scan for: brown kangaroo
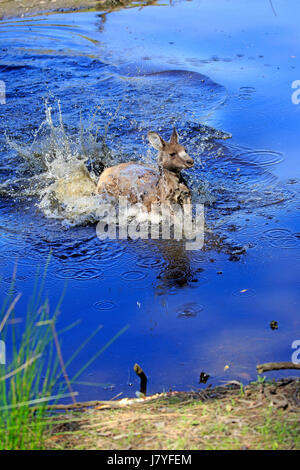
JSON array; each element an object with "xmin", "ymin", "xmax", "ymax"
[{"xmin": 96, "ymin": 128, "xmax": 194, "ymax": 211}]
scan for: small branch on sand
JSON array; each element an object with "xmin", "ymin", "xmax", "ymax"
[
  {"xmin": 40, "ymin": 400, "xmax": 116, "ymax": 411},
  {"xmin": 257, "ymin": 362, "xmax": 300, "ymax": 374}
]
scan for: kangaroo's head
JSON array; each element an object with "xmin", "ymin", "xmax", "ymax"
[{"xmin": 148, "ymin": 128, "xmax": 194, "ymax": 172}]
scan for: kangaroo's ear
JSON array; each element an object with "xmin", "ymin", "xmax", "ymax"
[
  {"xmin": 147, "ymin": 131, "xmax": 165, "ymax": 150},
  {"xmin": 170, "ymin": 127, "xmax": 179, "ymax": 144}
]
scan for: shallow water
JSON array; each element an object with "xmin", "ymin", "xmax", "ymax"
[{"xmin": 0, "ymin": 0, "xmax": 300, "ymax": 400}]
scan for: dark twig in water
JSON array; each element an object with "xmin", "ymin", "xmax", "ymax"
[
  {"xmin": 134, "ymin": 363, "xmax": 148, "ymax": 396},
  {"xmin": 257, "ymin": 361, "xmax": 300, "ymax": 374}
]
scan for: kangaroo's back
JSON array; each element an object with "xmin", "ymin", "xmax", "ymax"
[{"xmin": 97, "ymin": 162, "xmax": 160, "ymax": 206}]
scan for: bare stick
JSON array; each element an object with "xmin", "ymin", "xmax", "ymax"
[
  {"xmin": 38, "ymin": 400, "xmax": 123, "ymax": 411},
  {"xmin": 257, "ymin": 362, "xmax": 300, "ymax": 374}
]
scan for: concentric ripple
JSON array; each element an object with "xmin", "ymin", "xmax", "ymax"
[
  {"xmin": 236, "ymin": 150, "xmax": 284, "ymax": 167},
  {"xmin": 121, "ymin": 270, "xmax": 147, "ymax": 281},
  {"xmin": 187, "ymin": 276, "xmax": 209, "ymax": 288},
  {"xmin": 94, "ymin": 300, "xmax": 117, "ymax": 310},
  {"xmin": 55, "ymin": 266, "xmax": 104, "ymax": 281},
  {"xmin": 176, "ymin": 302, "xmax": 203, "ymax": 318},
  {"xmin": 91, "ymin": 243, "xmax": 125, "ymax": 266},
  {"xmin": 238, "ymin": 86, "xmax": 256, "ymax": 100},
  {"xmin": 136, "ymin": 256, "xmax": 166, "ymax": 269},
  {"xmin": 164, "ymin": 268, "xmax": 188, "ymax": 281},
  {"xmin": 261, "ymin": 228, "xmax": 300, "ymax": 249},
  {"xmin": 268, "ymin": 238, "xmax": 300, "ymax": 249},
  {"xmin": 262, "ymin": 228, "xmax": 292, "ymax": 239}
]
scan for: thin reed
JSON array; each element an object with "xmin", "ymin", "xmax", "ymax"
[{"xmin": 0, "ymin": 259, "xmax": 129, "ymax": 449}]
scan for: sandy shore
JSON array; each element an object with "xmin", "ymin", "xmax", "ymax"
[
  {"xmin": 0, "ymin": 0, "xmax": 152, "ymax": 19},
  {"xmin": 46, "ymin": 378, "xmax": 300, "ymax": 450}
]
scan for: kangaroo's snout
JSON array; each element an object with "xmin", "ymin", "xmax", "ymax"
[{"xmin": 184, "ymin": 156, "xmax": 194, "ymax": 168}]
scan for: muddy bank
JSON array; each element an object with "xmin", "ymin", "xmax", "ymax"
[
  {"xmin": 0, "ymin": 0, "xmax": 157, "ymax": 19},
  {"xmin": 46, "ymin": 378, "xmax": 300, "ymax": 450}
]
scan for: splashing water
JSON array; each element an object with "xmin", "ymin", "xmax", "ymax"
[
  {"xmin": 4, "ymin": 101, "xmax": 116, "ymax": 225},
  {"xmin": 0, "ymin": 52, "xmax": 292, "ymax": 254},
  {"xmin": 3, "ymin": 94, "xmax": 291, "ymax": 239}
]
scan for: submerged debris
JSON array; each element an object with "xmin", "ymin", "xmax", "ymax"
[
  {"xmin": 270, "ymin": 320, "xmax": 279, "ymax": 330},
  {"xmin": 199, "ymin": 372, "xmax": 210, "ymax": 384}
]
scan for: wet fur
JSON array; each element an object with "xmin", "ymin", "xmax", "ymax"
[{"xmin": 96, "ymin": 129, "xmax": 194, "ymax": 211}]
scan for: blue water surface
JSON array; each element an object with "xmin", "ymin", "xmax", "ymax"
[{"xmin": 0, "ymin": 0, "xmax": 299, "ymax": 401}]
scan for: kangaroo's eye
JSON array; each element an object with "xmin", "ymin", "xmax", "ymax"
[{"xmin": 170, "ymin": 152, "xmax": 177, "ymax": 157}]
